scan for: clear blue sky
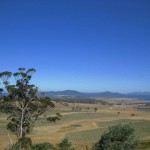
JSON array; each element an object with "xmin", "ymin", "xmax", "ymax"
[{"xmin": 0, "ymin": 0, "xmax": 150, "ymax": 93}]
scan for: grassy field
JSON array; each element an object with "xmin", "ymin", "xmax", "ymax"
[
  {"xmin": 66, "ymin": 119, "xmax": 150, "ymax": 142},
  {"xmin": 0, "ymin": 102, "xmax": 150, "ymax": 150}
]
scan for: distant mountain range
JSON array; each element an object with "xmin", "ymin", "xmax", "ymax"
[{"xmin": 41, "ymin": 90, "xmax": 150, "ymax": 100}]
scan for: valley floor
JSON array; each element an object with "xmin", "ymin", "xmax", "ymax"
[{"xmin": 0, "ymin": 102, "xmax": 150, "ymax": 150}]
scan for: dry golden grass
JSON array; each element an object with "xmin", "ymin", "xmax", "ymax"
[{"xmin": 0, "ymin": 102, "xmax": 150, "ymax": 150}]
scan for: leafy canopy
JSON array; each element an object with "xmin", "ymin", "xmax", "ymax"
[{"xmin": 0, "ymin": 68, "xmax": 60, "ymax": 142}]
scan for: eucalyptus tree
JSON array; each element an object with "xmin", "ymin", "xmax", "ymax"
[{"xmin": 0, "ymin": 68, "xmax": 60, "ymax": 148}]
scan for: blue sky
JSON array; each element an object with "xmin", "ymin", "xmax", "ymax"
[{"xmin": 0, "ymin": 0, "xmax": 150, "ymax": 93}]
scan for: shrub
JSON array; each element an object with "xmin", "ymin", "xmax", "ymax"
[
  {"xmin": 31, "ymin": 142, "xmax": 54, "ymax": 150},
  {"xmin": 5, "ymin": 143, "xmax": 20, "ymax": 150},
  {"xmin": 5, "ymin": 141, "xmax": 54, "ymax": 150},
  {"xmin": 5, "ymin": 137, "xmax": 32, "ymax": 150},
  {"xmin": 57, "ymin": 138, "xmax": 74, "ymax": 150},
  {"xmin": 92, "ymin": 124, "xmax": 138, "ymax": 150}
]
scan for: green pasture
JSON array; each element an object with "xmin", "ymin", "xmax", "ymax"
[
  {"xmin": 136, "ymin": 141, "xmax": 150, "ymax": 150},
  {"xmin": 60, "ymin": 112, "xmax": 115, "ymax": 122},
  {"xmin": 66, "ymin": 119, "xmax": 150, "ymax": 143},
  {"xmin": 66, "ymin": 128, "xmax": 105, "ymax": 142},
  {"xmin": 97, "ymin": 119, "xmax": 150, "ymax": 139},
  {"xmin": 34, "ymin": 112, "xmax": 116, "ymax": 126}
]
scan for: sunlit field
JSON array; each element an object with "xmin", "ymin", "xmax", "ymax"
[{"xmin": 0, "ymin": 100, "xmax": 150, "ymax": 150}]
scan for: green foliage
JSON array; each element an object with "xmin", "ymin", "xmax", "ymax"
[
  {"xmin": 6, "ymin": 140, "xmax": 74, "ymax": 150},
  {"xmin": 5, "ymin": 143, "xmax": 20, "ymax": 150},
  {"xmin": 5, "ymin": 137, "xmax": 32, "ymax": 150},
  {"xmin": 0, "ymin": 68, "xmax": 59, "ymax": 149},
  {"xmin": 18, "ymin": 137, "xmax": 32, "ymax": 150},
  {"xmin": 92, "ymin": 124, "xmax": 138, "ymax": 150},
  {"xmin": 57, "ymin": 138, "xmax": 74, "ymax": 150},
  {"xmin": 47, "ymin": 113, "xmax": 62, "ymax": 123},
  {"xmin": 5, "ymin": 142, "xmax": 54, "ymax": 150},
  {"xmin": 67, "ymin": 127, "xmax": 105, "ymax": 142},
  {"xmin": 31, "ymin": 142, "xmax": 54, "ymax": 150},
  {"xmin": 94, "ymin": 108, "xmax": 97, "ymax": 112}
]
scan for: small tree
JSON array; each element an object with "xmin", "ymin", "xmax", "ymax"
[
  {"xmin": 92, "ymin": 124, "xmax": 138, "ymax": 150},
  {"xmin": 94, "ymin": 107, "xmax": 97, "ymax": 112},
  {"xmin": 0, "ymin": 68, "xmax": 60, "ymax": 149}
]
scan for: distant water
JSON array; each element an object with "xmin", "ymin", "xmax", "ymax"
[
  {"xmin": 136, "ymin": 107, "xmax": 150, "ymax": 111},
  {"xmin": 144, "ymin": 102, "xmax": 150, "ymax": 104}
]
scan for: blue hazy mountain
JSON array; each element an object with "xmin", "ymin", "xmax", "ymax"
[{"xmin": 42, "ymin": 90, "xmax": 150, "ymax": 100}]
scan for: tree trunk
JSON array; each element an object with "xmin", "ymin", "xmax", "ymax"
[
  {"xmin": 20, "ymin": 109, "xmax": 24, "ymax": 139},
  {"xmin": 19, "ymin": 108, "xmax": 24, "ymax": 150}
]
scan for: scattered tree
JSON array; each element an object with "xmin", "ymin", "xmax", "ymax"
[
  {"xmin": 47, "ymin": 113, "xmax": 61, "ymax": 123},
  {"xmin": 94, "ymin": 107, "xmax": 97, "ymax": 112}
]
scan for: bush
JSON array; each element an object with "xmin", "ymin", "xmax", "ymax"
[
  {"xmin": 31, "ymin": 142, "xmax": 54, "ymax": 150},
  {"xmin": 5, "ymin": 143, "xmax": 20, "ymax": 150},
  {"xmin": 5, "ymin": 141, "xmax": 54, "ymax": 150},
  {"xmin": 5, "ymin": 137, "xmax": 32, "ymax": 150},
  {"xmin": 57, "ymin": 138, "xmax": 74, "ymax": 150},
  {"xmin": 92, "ymin": 124, "xmax": 138, "ymax": 150}
]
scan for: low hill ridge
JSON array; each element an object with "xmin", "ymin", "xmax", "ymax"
[{"xmin": 40, "ymin": 90, "xmax": 150, "ymax": 100}]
